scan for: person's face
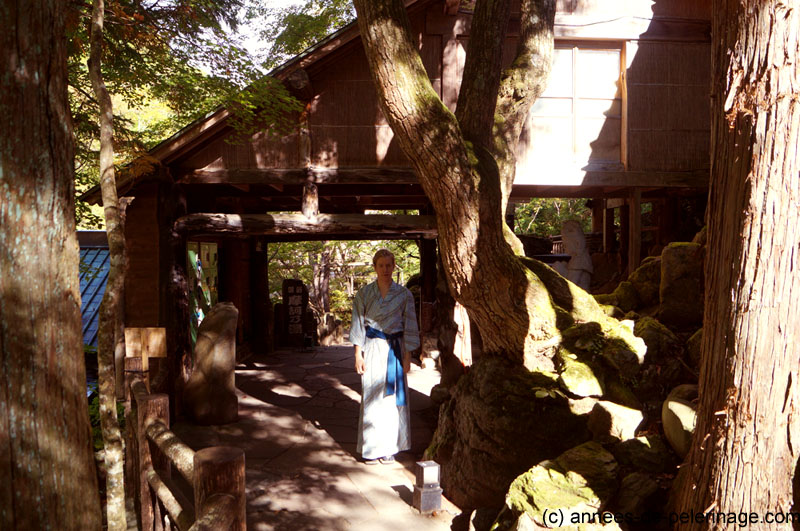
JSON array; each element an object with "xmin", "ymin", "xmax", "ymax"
[{"xmin": 374, "ymin": 256, "xmax": 395, "ymax": 281}]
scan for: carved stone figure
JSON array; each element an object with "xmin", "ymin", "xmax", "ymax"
[
  {"xmin": 184, "ymin": 302, "xmax": 239, "ymax": 425},
  {"xmin": 561, "ymin": 220, "xmax": 593, "ymax": 290}
]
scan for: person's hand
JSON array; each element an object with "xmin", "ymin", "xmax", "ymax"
[{"xmin": 355, "ymin": 354, "xmax": 366, "ymax": 375}]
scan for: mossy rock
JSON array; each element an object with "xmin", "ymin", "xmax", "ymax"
[
  {"xmin": 587, "ymin": 401, "xmax": 643, "ymax": 443},
  {"xmin": 686, "ymin": 328, "xmax": 703, "ymax": 370},
  {"xmin": 692, "ymin": 226, "xmax": 707, "ymax": 246},
  {"xmin": 427, "ymin": 356, "xmax": 591, "ymax": 510},
  {"xmin": 627, "ymin": 257, "xmax": 661, "ymax": 308},
  {"xmin": 616, "ymin": 472, "xmax": 660, "ymax": 516},
  {"xmin": 494, "ymin": 442, "xmax": 619, "ymax": 530},
  {"xmin": 522, "ymin": 257, "xmax": 609, "ymax": 324},
  {"xmin": 602, "ymin": 374, "xmax": 641, "ymax": 410},
  {"xmin": 612, "ymin": 281, "xmax": 641, "ymax": 312},
  {"xmin": 658, "ymin": 243, "xmax": 704, "ymax": 329},
  {"xmin": 613, "ymin": 434, "xmax": 678, "ymax": 473},
  {"xmin": 633, "ymin": 316, "xmax": 683, "ymax": 364},
  {"xmin": 556, "ymin": 349, "xmax": 605, "ymax": 398},
  {"xmin": 593, "ymin": 281, "xmax": 640, "ymax": 313}
]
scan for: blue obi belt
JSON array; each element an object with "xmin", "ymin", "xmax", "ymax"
[{"xmin": 365, "ymin": 326, "xmax": 407, "ymax": 406}]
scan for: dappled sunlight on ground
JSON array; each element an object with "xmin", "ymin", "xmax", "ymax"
[{"xmin": 172, "ymin": 345, "xmax": 458, "ymax": 530}]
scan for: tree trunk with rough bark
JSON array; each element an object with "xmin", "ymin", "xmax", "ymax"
[
  {"xmin": 0, "ymin": 1, "xmax": 103, "ymax": 528},
  {"xmin": 88, "ymin": 0, "xmax": 127, "ymax": 527},
  {"xmin": 674, "ymin": 1, "xmax": 800, "ymax": 525},
  {"xmin": 353, "ymin": 0, "xmax": 650, "ymax": 509}
]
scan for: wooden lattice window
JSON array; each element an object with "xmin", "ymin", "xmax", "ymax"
[{"xmin": 518, "ymin": 42, "xmax": 623, "ymax": 173}]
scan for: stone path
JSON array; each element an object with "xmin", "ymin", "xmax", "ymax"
[{"xmin": 173, "ymin": 345, "xmax": 460, "ymax": 530}]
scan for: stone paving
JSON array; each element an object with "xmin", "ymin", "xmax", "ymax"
[{"xmin": 172, "ymin": 345, "xmax": 461, "ymax": 530}]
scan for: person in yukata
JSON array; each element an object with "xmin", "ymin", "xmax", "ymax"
[{"xmin": 350, "ymin": 248, "xmax": 420, "ymax": 465}]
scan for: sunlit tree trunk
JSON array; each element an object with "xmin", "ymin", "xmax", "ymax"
[
  {"xmin": 0, "ymin": 1, "xmax": 102, "ymax": 528},
  {"xmin": 353, "ymin": 0, "xmax": 559, "ymax": 370},
  {"xmin": 88, "ymin": 0, "xmax": 127, "ymax": 527},
  {"xmin": 674, "ymin": 0, "xmax": 800, "ymax": 525}
]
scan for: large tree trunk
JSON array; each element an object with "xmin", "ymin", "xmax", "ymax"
[
  {"xmin": 352, "ymin": 0, "xmax": 650, "ymax": 510},
  {"xmin": 88, "ymin": 0, "xmax": 127, "ymax": 527},
  {"xmin": 353, "ymin": 0, "xmax": 558, "ymax": 371},
  {"xmin": 674, "ymin": 0, "xmax": 800, "ymax": 525},
  {"xmin": 0, "ymin": 1, "xmax": 103, "ymax": 528}
]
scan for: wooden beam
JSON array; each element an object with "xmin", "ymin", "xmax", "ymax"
[
  {"xmin": 174, "ymin": 213, "xmax": 437, "ymax": 238},
  {"xmin": 177, "ymin": 167, "xmax": 419, "ymax": 185},
  {"xmin": 180, "ymin": 167, "xmax": 709, "ymax": 190},
  {"xmin": 514, "ymin": 169, "xmax": 709, "ymax": 188}
]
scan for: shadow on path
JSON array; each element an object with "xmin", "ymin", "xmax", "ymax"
[{"xmin": 172, "ymin": 345, "xmax": 458, "ymax": 530}]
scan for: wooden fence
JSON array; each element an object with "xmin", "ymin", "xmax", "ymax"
[{"xmin": 124, "ymin": 357, "xmax": 245, "ymax": 530}]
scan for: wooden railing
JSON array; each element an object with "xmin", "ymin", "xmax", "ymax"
[{"xmin": 125, "ymin": 358, "xmax": 245, "ymax": 531}]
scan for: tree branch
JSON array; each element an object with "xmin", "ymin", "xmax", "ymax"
[
  {"xmin": 455, "ymin": 0, "xmax": 513, "ymax": 147},
  {"xmin": 88, "ymin": 0, "xmax": 127, "ymax": 527},
  {"xmin": 492, "ymin": 0, "xmax": 556, "ymax": 200},
  {"xmin": 352, "ymin": 0, "xmax": 482, "ymax": 291}
]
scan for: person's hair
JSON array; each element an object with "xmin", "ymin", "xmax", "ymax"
[{"xmin": 372, "ymin": 249, "xmax": 395, "ymax": 266}]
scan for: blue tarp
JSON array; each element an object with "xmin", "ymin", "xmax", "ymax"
[{"xmin": 79, "ymin": 247, "xmax": 110, "ymax": 349}]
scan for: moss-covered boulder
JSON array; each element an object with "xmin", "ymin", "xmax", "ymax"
[
  {"xmin": 657, "ymin": 243, "xmax": 705, "ymax": 329},
  {"xmin": 493, "ymin": 442, "xmax": 619, "ymax": 530},
  {"xmin": 692, "ymin": 225, "xmax": 707, "ymax": 246},
  {"xmin": 425, "ymin": 356, "xmax": 592, "ymax": 510},
  {"xmin": 587, "ymin": 401, "xmax": 643, "ymax": 443},
  {"xmin": 613, "ymin": 434, "xmax": 678, "ymax": 473},
  {"xmin": 561, "ymin": 322, "xmax": 646, "ymax": 380},
  {"xmin": 616, "ymin": 472, "xmax": 660, "ymax": 517},
  {"xmin": 686, "ymin": 328, "xmax": 703, "ymax": 370},
  {"xmin": 627, "ymin": 257, "xmax": 661, "ymax": 308},
  {"xmin": 556, "ymin": 348, "xmax": 605, "ymax": 398},
  {"xmin": 633, "ymin": 317, "xmax": 683, "ymax": 364},
  {"xmin": 594, "ymin": 281, "xmax": 640, "ymax": 313}
]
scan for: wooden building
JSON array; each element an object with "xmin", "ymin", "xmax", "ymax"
[{"xmin": 84, "ymin": 0, "xmax": 711, "ymax": 402}]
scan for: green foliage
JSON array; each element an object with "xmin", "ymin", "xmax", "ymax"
[
  {"xmin": 87, "ymin": 392, "xmax": 125, "ymax": 452},
  {"xmin": 247, "ymin": 0, "xmax": 356, "ymax": 71},
  {"xmin": 268, "ymin": 238, "xmax": 420, "ymax": 328},
  {"xmin": 514, "ymin": 198, "xmax": 591, "ymax": 236},
  {"xmin": 68, "ymin": 0, "xmax": 305, "ymax": 226}
]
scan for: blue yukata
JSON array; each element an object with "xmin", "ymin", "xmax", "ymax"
[{"xmin": 350, "ymin": 281, "xmax": 420, "ymax": 459}]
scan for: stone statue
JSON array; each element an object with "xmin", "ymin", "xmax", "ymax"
[
  {"xmin": 184, "ymin": 302, "xmax": 239, "ymax": 425},
  {"xmin": 561, "ymin": 220, "xmax": 593, "ymax": 290}
]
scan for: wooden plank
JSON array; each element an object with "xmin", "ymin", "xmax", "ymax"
[
  {"xmin": 174, "ymin": 213, "xmax": 438, "ymax": 238},
  {"xmin": 125, "ymin": 328, "xmax": 168, "ymax": 365}
]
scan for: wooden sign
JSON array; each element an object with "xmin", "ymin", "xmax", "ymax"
[{"xmin": 125, "ymin": 327, "xmax": 167, "ymax": 372}]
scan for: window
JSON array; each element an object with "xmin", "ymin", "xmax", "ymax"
[{"xmin": 517, "ymin": 43, "xmax": 623, "ymax": 175}]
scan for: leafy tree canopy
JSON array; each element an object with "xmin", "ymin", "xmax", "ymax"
[
  {"xmin": 70, "ymin": 0, "xmax": 304, "ymax": 227},
  {"xmin": 245, "ymin": 0, "xmax": 355, "ymax": 71},
  {"xmin": 514, "ymin": 198, "xmax": 591, "ymax": 236}
]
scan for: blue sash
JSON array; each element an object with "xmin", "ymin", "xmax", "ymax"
[{"xmin": 365, "ymin": 326, "xmax": 407, "ymax": 406}]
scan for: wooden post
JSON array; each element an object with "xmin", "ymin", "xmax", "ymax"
[
  {"xmin": 591, "ymin": 198, "xmax": 604, "ymax": 234},
  {"xmin": 619, "ymin": 203, "xmax": 630, "ymax": 273},
  {"xmin": 628, "ymin": 189, "xmax": 642, "ymax": 275},
  {"xmin": 135, "ymin": 393, "xmax": 169, "ymax": 531},
  {"xmin": 193, "ymin": 447, "xmax": 246, "ymax": 531},
  {"xmin": 419, "ymin": 238, "xmax": 437, "ymax": 334},
  {"xmin": 250, "ymin": 238, "xmax": 273, "ymax": 354},
  {"xmin": 603, "ymin": 205, "xmax": 616, "ymax": 253}
]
